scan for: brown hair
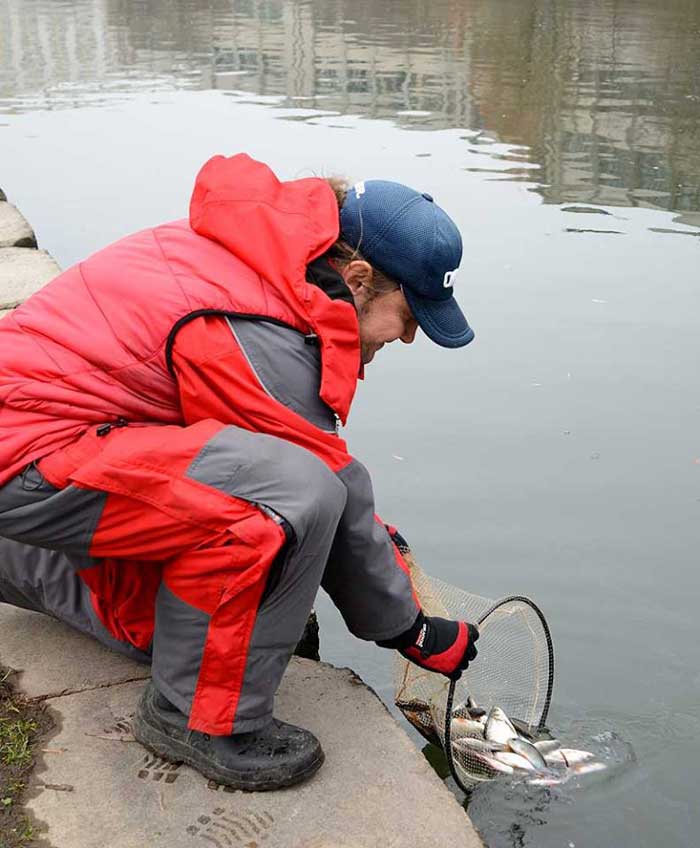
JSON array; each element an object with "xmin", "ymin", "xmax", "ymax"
[{"xmin": 324, "ymin": 177, "xmax": 400, "ymax": 297}]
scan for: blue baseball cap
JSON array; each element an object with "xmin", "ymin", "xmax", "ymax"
[{"xmin": 339, "ymin": 180, "xmax": 474, "ymax": 348}]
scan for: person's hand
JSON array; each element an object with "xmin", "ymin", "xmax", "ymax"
[
  {"xmin": 380, "ymin": 526, "xmax": 478, "ymax": 678},
  {"xmin": 400, "ymin": 616, "xmax": 479, "ymax": 681},
  {"xmin": 385, "ymin": 524, "xmax": 410, "ymax": 555}
]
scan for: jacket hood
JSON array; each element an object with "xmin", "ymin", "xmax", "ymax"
[{"xmin": 190, "ymin": 153, "xmax": 360, "ymax": 424}]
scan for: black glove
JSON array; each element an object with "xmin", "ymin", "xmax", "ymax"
[{"xmin": 378, "ymin": 611, "xmax": 479, "ymax": 681}]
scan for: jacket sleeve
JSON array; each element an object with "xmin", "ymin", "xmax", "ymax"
[{"xmin": 171, "ymin": 314, "xmax": 420, "ymax": 641}]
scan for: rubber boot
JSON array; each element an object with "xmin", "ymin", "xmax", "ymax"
[{"xmin": 132, "ymin": 681, "xmax": 324, "ymax": 790}]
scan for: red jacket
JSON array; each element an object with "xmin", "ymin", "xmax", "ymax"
[{"xmin": 0, "ymin": 154, "xmax": 361, "ymax": 486}]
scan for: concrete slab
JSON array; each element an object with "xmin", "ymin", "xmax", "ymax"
[
  {"xmin": 0, "ymin": 246, "xmax": 60, "ymax": 308},
  {"xmin": 0, "ymin": 606, "xmax": 150, "ymax": 698},
  {"xmin": 0, "ymin": 201, "xmax": 37, "ymax": 248},
  {"xmin": 6, "ymin": 611, "xmax": 482, "ymax": 848}
]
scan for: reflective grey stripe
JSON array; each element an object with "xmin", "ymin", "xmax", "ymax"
[
  {"xmin": 323, "ymin": 459, "xmax": 419, "ymax": 642},
  {"xmin": 226, "ymin": 317, "xmax": 337, "ymax": 433}
]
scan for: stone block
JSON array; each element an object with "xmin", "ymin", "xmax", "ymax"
[
  {"xmin": 0, "ymin": 201, "xmax": 37, "ymax": 248},
  {"xmin": 0, "ymin": 247, "xmax": 60, "ymax": 308}
]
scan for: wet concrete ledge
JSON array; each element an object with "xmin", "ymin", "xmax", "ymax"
[{"xmin": 0, "ymin": 194, "xmax": 484, "ymax": 847}]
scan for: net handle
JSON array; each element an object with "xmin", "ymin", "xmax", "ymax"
[{"xmin": 444, "ymin": 594, "xmax": 555, "ymax": 795}]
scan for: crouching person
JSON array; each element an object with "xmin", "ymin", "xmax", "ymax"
[{"xmin": 0, "ymin": 154, "xmax": 478, "ymax": 790}]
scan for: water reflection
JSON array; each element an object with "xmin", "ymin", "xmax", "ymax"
[{"xmin": 2, "ymin": 0, "xmax": 699, "ymax": 212}]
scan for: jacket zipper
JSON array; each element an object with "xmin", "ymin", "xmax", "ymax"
[{"xmin": 96, "ymin": 417, "xmax": 129, "ymax": 437}]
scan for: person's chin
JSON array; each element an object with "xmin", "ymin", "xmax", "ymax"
[{"xmin": 362, "ymin": 344, "xmax": 384, "ymax": 365}]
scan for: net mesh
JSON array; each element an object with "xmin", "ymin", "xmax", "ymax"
[{"xmin": 394, "ymin": 549, "xmax": 553, "ymax": 785}]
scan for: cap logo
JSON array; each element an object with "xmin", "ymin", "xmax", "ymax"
[
  {"xmin": 354, "ymin": 181, "xmax": 366, "ymax": 198},
  {"xmin": 443, "ymin": 269, "xmax": 458, "ymax": 288}
]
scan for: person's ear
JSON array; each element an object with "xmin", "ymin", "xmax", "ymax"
[{"xmin": 341, "ymin": 260, "xmax": 373, "ymax": 297}]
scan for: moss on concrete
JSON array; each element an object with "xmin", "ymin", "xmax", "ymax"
[{"xmin": 0, "ymin": 668, "xmax": 52, "ymax": 848}]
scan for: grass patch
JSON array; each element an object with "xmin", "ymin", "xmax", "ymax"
[{"xmin": 0, "ymin": 667, "xmax": 52, "ymax": 848}]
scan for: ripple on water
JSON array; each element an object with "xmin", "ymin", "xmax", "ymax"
[{"xmin": 457, "ymin": 716, "xmax": 636, "ymax": 847}]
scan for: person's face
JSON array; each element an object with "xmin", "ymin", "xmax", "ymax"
[{"xmin": 341, "ymin": 260, "xmax": 419, "ymax": 365}]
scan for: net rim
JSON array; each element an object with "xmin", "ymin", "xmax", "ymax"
[{"xmin": 443, "ymin": 594, "xmax": 555, "ymax": 794}]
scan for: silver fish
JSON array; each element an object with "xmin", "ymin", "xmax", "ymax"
[
  {"xmin": 558, "ymin": 748, "xmax": 595, "ymax": 766},
  {"xmin": 534, "ymin": 739, "xmax": 561, "ymax": 755},
  {"xmin": 493, "ymin": 751, "xmax": 536, "ymax": 771},
  {"xmin": 527, "ymin": 774, "xmax": 566, "ymax": 787},
  {"xmin": 531, "ymin": 759, "xmax": 605, "ymax": 782},
  {"xmin": 452, "ymin": 736, "xmax": 507, "ymax": 754},
  {"xmin": 507, "ymin": 737, "xmax": 548, "ymax": 770},
  {"xmin": 451, "ymin": 717, "xmax": 487, "ymax": 737},
  {"xmin": 475, "ymin": 752, "xmax": 514, "ymax": 775},
  {"xmin": 571, "ymin": 760, "xmax": 606, "ymax": 775},
  {"xmin": 485, "ymin": 706, "xmax": 518, "ymax": 745},
  {"xmin": 544, "ymin": 749, "xmax": 568, "ymax": 766}
]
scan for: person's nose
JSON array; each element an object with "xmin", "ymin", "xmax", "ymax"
[{"xmin": 401, "ymin": 319, "xmax": 418, "ymax": 344}]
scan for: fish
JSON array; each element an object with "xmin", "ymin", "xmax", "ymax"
[
  {"xmin": 493, "ymin": 751, "xmax": 536, "ymax": 771},
  {"xmin": 451, "ymin": 717, "xmax": 487, "ymax": 737},
  {"xmin": 534, "ymin": 739, "xmax": 562, "ymax": 755},
  {"xmin": 527, "ymin": 774, "xmax": 566, "ymax": 787},
  {"xmin": 528, "ymin": 758, "xmax": 606, "ymax": 786},
  {"xmin": 474, "ymin": 752, "xmax": 514, "ymax": 775},
  {"xmin": 485, "ymin": 706, "xmax": 518, "ymax": 744},
  {"xmin": 507, "ymin": 737, "xmax": 548, "ymax": 770},
  {"xmin": 558, "ymin": 748, "xmax": 595, "ymax": 766},
  {"xmin": 543, "ymin": 748, "xmax": 593, "ymax": 766},
  {"xmin": 571, "ymin": 761, "xmax": 606, "ymax": 775},
  {"xmin": 452, "ymin": 702, "xmax": 488, "ymax": 724},
  {"xmin": 445, "ymin": 701, "xmax": 604, "ymax": 784},
  {"xmin": 511, "ymin": 718, "xmax": 539, "ymax": 740},
  {"xmin": 534, "ymin": 738, "xmax": 598, "ymax": 767},
  {"xmin": 466, "ymin": 695, "xmax": 487, "ymax": 720},
  {"xmin": 452, "ymin": 736, "xmax": 508, "ymax": 754},
  {"xmin": 543, "ymin": 749, "xmax": 568, "ymax": 766}
]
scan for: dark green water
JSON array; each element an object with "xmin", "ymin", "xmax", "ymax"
[{"xmin": 1, "ymin": 2, "xmax": 699, "ymax": 846}]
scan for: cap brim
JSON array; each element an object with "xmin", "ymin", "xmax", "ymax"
[{"xmin": 403, "ymin": 288, "xmax": 474, "ymax": 348}]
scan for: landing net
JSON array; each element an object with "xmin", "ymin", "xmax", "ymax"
[{"xmin": 394, "ymin": 548, "xmax": 554, "ymax": 788}]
